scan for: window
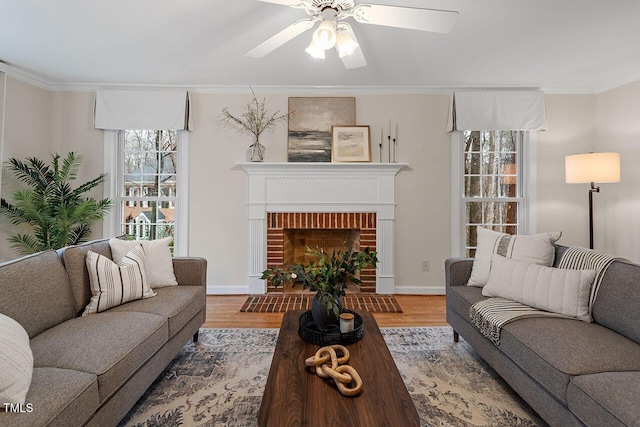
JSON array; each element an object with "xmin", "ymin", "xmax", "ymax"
[
  {"xmin": 120, "ymin": 129, "xmax": 177, "ymax": 241},
  {"xmin": 452, "ymin": 130, "xmax": 536, "ymax": 257},
  {"xmin": 463, "ymin": 130, "xmax": 521, "ymax": 256},
  {"xmin": 103, "ymin": 129, "xmax": 189, "ymax": 255}
]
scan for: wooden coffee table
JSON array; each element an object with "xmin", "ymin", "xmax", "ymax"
[{"xmin": 258, "ymin": 309, "xmax": 419, "ymax": 426}]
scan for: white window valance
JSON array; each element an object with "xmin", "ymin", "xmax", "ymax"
[
  {"xmin": 447, "ymin": 90, "xmax": 547, "ymax": 131},
  {"xmin": 94, "ymin": 90, "xmax": 193, "ymax": 131}
]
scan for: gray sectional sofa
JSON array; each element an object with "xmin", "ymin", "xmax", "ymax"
[
  {"xmin": 446, "ymin": 245, "xmax": 640, "ymax": 427},
  {"xmin": 0, "ymin": 238, "xmax": 207, "ymax": 427}
]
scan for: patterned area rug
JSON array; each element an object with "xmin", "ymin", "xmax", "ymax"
[
  {"xmin": 119, "ymin": 327, "xmax": 545, "ymax": 427},
  {"xmin": 240, "ymin": 294, "xmax": 403, "ymax": 313}
]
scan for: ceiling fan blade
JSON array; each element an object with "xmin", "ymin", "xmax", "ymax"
[
  {"xmin": 245, "ymin": 19, "xmax": 316, "ymax": 58},
  {"xmin": 352, "ymin": 4, "xmax": 458, "ymax": 33},
  {"xmin": 337, "ymin": 25, "xmax": 367, "ymax": 69},
  {"xmin": 340, "ymin": 46, "xmax": 367, "ymax": 69}
]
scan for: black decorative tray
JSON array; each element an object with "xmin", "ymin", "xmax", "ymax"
[{"xmin": 298, "ymin": 309, "xmax": 364, "ymax": 346}]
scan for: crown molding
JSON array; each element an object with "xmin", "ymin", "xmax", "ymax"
[
  {"xmin": 0, "ymin": 62, "xmax": 53, "ymax": 91},
  {"xmin": 1, "ymin": 62, "xmax": 637, "ymax": 95},
  {"xmin": 25, "ymin": 83, "xmax": 548, "ymax": 95},
  {"xmin": 592, "ymin": 69, "xmax": 640, "ymax": 94},
  {"xmin": 539, "ymin": 85, "xmax": 600, "ymax": 95}
]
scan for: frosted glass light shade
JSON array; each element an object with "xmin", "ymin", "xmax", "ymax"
[
  {"xmin": 565, "ymin": 152, "xmax": 620, "ymax": 184},
  {"xmin": 336, "ymin": 30, "xmax": 359, "ymax": 57},
  {"xmin": 305, "ymin": 40, "xmax": 325, "ymax": 59},
  {"xmin": 313, "ymin": 20, "xmax": 336, "ymax": 50}
]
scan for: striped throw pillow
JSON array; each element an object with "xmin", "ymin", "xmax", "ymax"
[
  {"xmin": 83, "ymin": 244, "xmax": 156, "ymax": 316},
  {"xmin": 0, "ymin": 313, "xmax": 33, "ymax": 405}
]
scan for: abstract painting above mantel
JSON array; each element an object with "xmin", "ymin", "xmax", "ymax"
[{"xmin": 288, "ymin": 97, "xmax": 355, "ymax": 162}]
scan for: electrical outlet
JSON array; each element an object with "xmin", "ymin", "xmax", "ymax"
[{"xmin": 422, "ymin": 261, "xmax": 430, "ymax": 272}]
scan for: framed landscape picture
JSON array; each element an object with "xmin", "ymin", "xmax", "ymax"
[
  {"xmin": 331, "ymin": 125, "xmax": 371, "ymax": 162},
  {"xmin": 288, "ymin": 97, "xmax": 356, "ymax": 162}
]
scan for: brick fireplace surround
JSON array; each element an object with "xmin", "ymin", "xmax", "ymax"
[
  {"xmin": 266, "ymin": 212, "xmax": 377, "ymax": 293},
  {"xmin": 238, "ymin": 162, "xmax": 406, "ymax": 295}
]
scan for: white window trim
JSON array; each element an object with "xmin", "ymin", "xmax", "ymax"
[
  {"xmin": 450, "ymin": 131, "xmax": 537, "ymax": 257},
  {"xmin": 103, "ymin": 130, "xmax": 189, "ymax": 256}
]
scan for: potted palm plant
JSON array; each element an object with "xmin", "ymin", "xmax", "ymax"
[
  {"xmin": 261, "ymin": 246, "xmax": 378, "ymax": 326},
  {"xmin": 0, "ymin": 152, "xmax": 112, "ymax": 255}
]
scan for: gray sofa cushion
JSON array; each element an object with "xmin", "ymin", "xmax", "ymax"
[
  {"xmin": 58, "ymin": 239, "xmax": 112, "ymax": 315},
  {"xmin": 446, "ymin": 283, "xmax": 488, "ymax": 318},
  {"xmin": 500, "ymin": 317, "xmax": 640, "ymax": 404},
  {"xmin": 109, "ymin": 285, "xmax": 205, "ymax": 337},
  {"xmin": 0, "ymin": 250, "xmax": 75, "ymax": 338},
  {"xmin": 2, "ymin": 367, "xmax": 98, "ymax": 427},
  {"xmin": 592, "ymin": 260, "xmax": 640, "ymax": 345},
  {"xmin": 172, "ymin": 257, "xmax": 208, "ymax": 286},
  {"xmin": 30, "ymin": 311, "xmax": 167, "ymax": 401},
  {"xmin": 568, "ymin": 372, "xmax": 640, "ymax": 427}
]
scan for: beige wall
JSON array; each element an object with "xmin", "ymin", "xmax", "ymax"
[
  {"xmin": 595, "ymin": 79, "xmax": 640, "ymax": 260},
  {"xmin": 50, "ymin": 91, "xmax": 104, "ymax": 179},
  {"xmin": 50, "ymin": 91, "xmax": 106, "ymax": 243},
  {"xmin": 535, "ymin": 85, "xmax": 640, "ymax": 262},
  {"xmin": 536, "ymin": 94, "xmax": 596, "ymax": 248},
  {"xmin": 0, "ymin": 77, "xmax": 52, "ymax": 260},
  {"xmin": 3, "ymin": 77, "xmax": 639, "ymax": 287}
]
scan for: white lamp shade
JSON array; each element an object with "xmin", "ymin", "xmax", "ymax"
[
  {"xmin": 336, "ymin": 30, "xmax": 359, "ymax": 57},
  {"xmin": 313, "ymin": 20, "xmax": 336, "ymax": 50},
  {"xmin": 305, "ymin": 40, "xmax": 325, "ymax": 59},
  {"xmin": 565, "ymin": 152, "xmax": 621, "ymax": 184}
]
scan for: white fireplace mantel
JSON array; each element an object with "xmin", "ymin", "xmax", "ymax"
[{"xmin": 237, "ymin": 162, "xmax": 407, "ymax": 294}]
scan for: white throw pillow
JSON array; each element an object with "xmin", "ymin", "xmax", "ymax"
[
  {"xmin": 483, "ymin": 254, "xmax": 596, "ymax": 322},
  {"xmin": 467, "ymin": 227, "xmax": 562, "ymax": 287},
  {"xmin": 0, "ymin": 313, "xmax": 33, "ymax": 405},
  {"xmin": 109, "ymin": 237, "xmax": 178, "ymax": 288},
  {"xmin": 83, "ymin": 244, "xmax": 156, "ymax": 316}
]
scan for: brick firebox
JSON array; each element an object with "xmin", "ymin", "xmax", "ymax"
[{"xmin": 266, "ymin": 212, "xmax": 377, "ymax": 293}]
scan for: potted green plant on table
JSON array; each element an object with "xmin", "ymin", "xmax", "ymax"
[
  {"xmin": 0, "ymin": 152, "xmax": 112, "ymax": 255},
  {"xmin": 261, "ymin": 246, "xmax": 378, "ymax": 326}
]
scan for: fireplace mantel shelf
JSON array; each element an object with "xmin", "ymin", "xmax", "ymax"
[{"xmin": 237, "ymin": 162, "xmax": 408, "ymax": 175}]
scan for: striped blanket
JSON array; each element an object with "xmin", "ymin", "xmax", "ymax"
[
  {"xmin": 470, "ymin": 247, "xmax": 619, "ymax": 345},
  {"xmin": 470, "ymin": 298, "xmax": 569, "ymax": 345},
  {"xmin": 557, "ymin": 246, "xmax": 619, "ymax": 316}
]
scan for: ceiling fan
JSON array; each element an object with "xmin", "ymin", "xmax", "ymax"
[{"xmin": 245, "ymin": 0, "xmax": 459, "ymax": 69}]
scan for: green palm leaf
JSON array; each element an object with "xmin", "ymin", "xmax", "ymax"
[{"xmin": 0, "ymin": 151, "xmax": 112, "ymax": 255}]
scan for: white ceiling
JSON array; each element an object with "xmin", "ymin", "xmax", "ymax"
[{"xmin": 1, "ymin": 0, "xmax": 640, "ymax": 93}]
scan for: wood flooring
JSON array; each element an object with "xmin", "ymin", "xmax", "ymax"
[{"xmin": 204, "ymin": 294, "xmax": 447, "ymax": 328}]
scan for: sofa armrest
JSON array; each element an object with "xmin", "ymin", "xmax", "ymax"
[
  {"xmin": 445, "ymin": 258, "xmax": 474, "ymax": 287},
  {"xmin": 172, "ymin": 257, "xmax": 207, "ymax": 287}
]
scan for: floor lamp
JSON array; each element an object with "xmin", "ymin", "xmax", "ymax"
[{"xmin": 565, "ymin": 152, "xmax": 621, "ymax": 249}]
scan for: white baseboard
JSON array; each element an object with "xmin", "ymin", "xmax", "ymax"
[
  {"xmin": 206, "ymin": 285, "xmax": 446, "ymax": 295},
  {"xmin": 207, "ymin": 285, "xmax": 249, "ymax": 295},
  {"xmin": 394, "ymin": 285, "xmax": 445, "ymax": 295}
]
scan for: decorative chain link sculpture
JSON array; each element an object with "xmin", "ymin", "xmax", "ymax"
[{"xmin": 305, "ymin": 344, "xmax": 363, "ymax": 397}]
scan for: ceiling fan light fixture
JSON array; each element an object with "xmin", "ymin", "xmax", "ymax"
[
  {"xmin": 305, "ymin": 39, "xmax": 326, "ymax": 59},
  {"xmin": 312, "ymin": 20, "xmax": 336, "ymax": 50},
  {"xmin": 246, "ymin": 1, "xmax": 458, "ymax": 69},
  {"xmin": 336, "ymin": 30, "xmax": 359, "ymax": 57}
]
